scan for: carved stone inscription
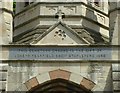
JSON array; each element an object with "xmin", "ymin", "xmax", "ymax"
[{"xmin": 9, "ymin": 47, "xmax": 111, "ymax": 61}]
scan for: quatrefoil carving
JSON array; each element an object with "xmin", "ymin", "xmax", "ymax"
[{"xmin": 54, "ymin": 30, "xmax": 66, "ymax": 40}]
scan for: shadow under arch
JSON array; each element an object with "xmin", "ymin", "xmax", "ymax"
[
  {"xmin": 28, "ymin": 78, "xmax": 92, "ymax": 93},
  {"xmin": 16, "ymin": 69, "xmax": 96, "ymax": 92}
]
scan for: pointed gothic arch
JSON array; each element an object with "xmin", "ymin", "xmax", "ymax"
[{"xmin": 16, "ymin": 69, "xmax": 96, "ymax": 92}]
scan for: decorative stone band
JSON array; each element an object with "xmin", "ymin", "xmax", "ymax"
[{"xmin": 15, "ymin": 69, "xmax": 97, "ymax": 92}]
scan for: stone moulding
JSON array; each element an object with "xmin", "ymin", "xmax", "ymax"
[{"xmin": 15, "ymin": 69, "xmax": 96, "ymax": 92}]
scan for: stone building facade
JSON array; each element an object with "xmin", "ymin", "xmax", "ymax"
[
  {"xmin": 0, "ymin": 0, "xmax": 120, "ymax": 93},
  {"xmin": 109, "ymin": 1, "xmax": 120, "ymax": 93},
  {"xmin": 0, "ymin": 0, "xmax": 13, "ymax": 92}
]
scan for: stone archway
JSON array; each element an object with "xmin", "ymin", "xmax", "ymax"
[
  {"xmin": 16, "ymin": 69, "xmax": 96, "ymax": 92},
  {"xmin": 29, "ymin": 78, "xmax": 92, "ymax": 93}
]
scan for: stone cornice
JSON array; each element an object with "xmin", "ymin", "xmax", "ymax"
[
  {"xmin": 14, "ymin": 15, "xmax": 109, "ymax": 31},
  {"xmin": 1, "ymin": 44, "xmax": 120, "ymax": 47},
  {"xmin": 14, "ymin": 2, "xmax": 108, "ymax": 17}
]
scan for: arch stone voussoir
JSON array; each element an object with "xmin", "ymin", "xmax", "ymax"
[
  {"xmin": 80, "ymin": 77, "xmax": 96, "ymax": 91},
  {"xmin": 24, "ymin": 77, "xmax": 39, "ymax": 91},
  {"xmin": 49, "ymin": 69, "xmax": 71, "ymax": 80},
  {"xmin": 69, "ymin": 72, "xmax": 83, "ymax": 85},
  {"xmin": 18, "ymin": 69, "xmax": 96, "ymax": 91},
  {"xmin": 36, "ymin": 72, "xmax": 50, "ymax": 84}
]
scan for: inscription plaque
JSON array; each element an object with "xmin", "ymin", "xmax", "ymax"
[{"xmin": 9, "ymin": 46, "xmax": 111, "ymax": 61}]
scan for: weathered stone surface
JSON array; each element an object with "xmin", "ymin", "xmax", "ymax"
[
  {"xmin": 0, "ymin": 65, "xmax": 8, "ymax": 71},
  {"xmin": 0, "ymin": 1, "xmax": 2, "ymax": 9},
  {"xmin": 1, "ymin": 48, "xmax": 9, "ymax": 60},
  {"xmin": 112, "ymin": 64, "xmax": 120, "ymax": 71},
  {"xmin": 113, "ymin": 82, "xmax": 120, "ymax": 91},
  {"xmin": 69, "ymin": 73, "xmax": 83, "ymax": 84},
  {"xmin": 0, "ymin": 72, "xmax": 7, "ymax": 81},
  {"xmin": 113, "ymin": 72, "xmax": 120, "ymax": 80},
  {"xmin": 1, "ymin": 1, "xmax": 120, "ymax": 92},
  {"xmin": 25, "ymin": 77, "xmax": 39, "ymax": 91},
  {"xmin": 49, "ymin": 69, "xmax": 71, "ymax": 80},
  {"xmin": 7, "ymin": 82, "xmax": 21, "ymax": 91},
  {"xmin": 36, "ymin": 72, "xmax": 50, "ymax": 84},
  {"xmin": 110, "ymin": 3, "xmax": 120, "ymax": 45},
  {"xmin": 14, "ymin": 1, "xmax": 109, "ymax": 44},
  {"xmin": 59, "ymin": 62, "xmax": 80, "ymax": 74},
  {"xmin": 109, "ymin": 2, "xmax": 118, "ymax": 11},
  {"xmin": 2, "ymin": 1, "xmax": 13, "ymax": 11},
  {"xmin": 0, "ymin": 81, "xmax": 6, "ymax": 90},
  {"xmin": 1, "ymin": 9, "xmax": 13, "ymax": 45},
  {"xmin": 80, "ymin": 77, "xmax": 95, "ymax": 90},
  {"xmin": 7, "ymin": 61, "xmax": 113, "ymax": 91},
  {"xmin": 7, "ymin": 72, "xmax": 30, "ymax": 83},
  {"xmin": 92, "ymin": 85, "xmax": 104, "ymax": 92},
  {"xmin": 15, "ymin": 84, "xmax": 28, "ymax": 91}
]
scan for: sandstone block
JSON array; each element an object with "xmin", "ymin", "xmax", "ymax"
[{"xmin": 36, "ymin": 72, "xmax": 50, "ymax": 84}]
